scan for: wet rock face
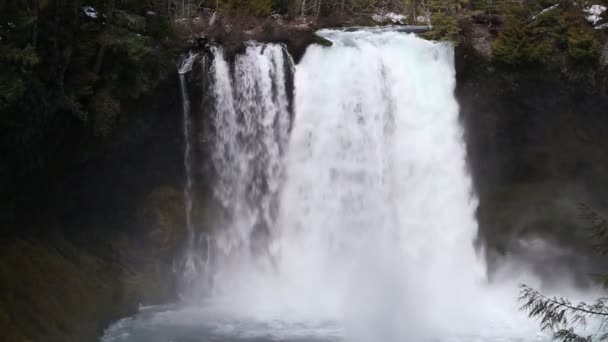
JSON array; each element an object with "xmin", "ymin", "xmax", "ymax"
[
  {"xmin": 456, "ymin": 48, "xmax": 608, "ymax": 281},
  {"xmin": 0, "ymin": 231, "xmax": 179, "ymax": 342}
]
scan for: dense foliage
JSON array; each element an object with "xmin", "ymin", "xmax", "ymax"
[
  {"xmin": 0, "ymin": 0, "xmax": 177, "ymax": 226},
  {"xmin": 493, "ymin": 0, "xmax": 606, "ymax": 77}
]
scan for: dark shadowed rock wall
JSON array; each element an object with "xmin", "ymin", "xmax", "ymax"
[
  {"xmin": 0, "ymin": 75, "xmax": 189, "ymax": 342},
  {"xmin": 456, "ymin": 47, "xmax": 608, "ymax": 285}
]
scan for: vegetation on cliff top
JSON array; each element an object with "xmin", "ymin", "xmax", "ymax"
[
  {"xmin": 492, "ymin": 0, "xmax": 607, "ymax": 81},
  {"xmin": 0, "ymin": 0, "xmax": 177, "ymax": 226}
]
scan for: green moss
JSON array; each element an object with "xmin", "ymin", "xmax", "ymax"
[
  {"xmin": 0, "ymin": 238, "xmax": 111, "ymax": 341},
  {"xmin": 312, "ymin": 34, "xmax": 333, "ymax": 47},
  {"xmin": 0, "ymin": 221, "xmax": 181, "ymax": 341}
]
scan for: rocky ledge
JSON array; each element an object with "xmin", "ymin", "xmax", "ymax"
[{"xmin": 173, "ymin": 12, "xmax": 431, "ymax": 61}]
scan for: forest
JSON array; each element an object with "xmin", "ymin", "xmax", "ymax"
[{"xmin": 2, "ymin": 0, "xmax": 608, "ymax": 341}]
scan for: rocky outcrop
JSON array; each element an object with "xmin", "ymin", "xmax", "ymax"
[
  {"xmin": 175, "ymin": 13, "xmax": 429, "ymax": 62},
  {"xmin": 175, "ymin": 14, "xmax": 333, "ymax": 62},
  {"xmin": 456, "ymin": 44, "xmax": 608, "ymax": 284}
]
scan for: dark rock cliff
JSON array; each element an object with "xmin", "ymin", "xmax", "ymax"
[
  {"xmin": 0, "ymin": 76, "xmax": 187, "ymax": 341},
  {"xmin": 456, "ymin": 44, "xmax": 608, "ymax": 285}
]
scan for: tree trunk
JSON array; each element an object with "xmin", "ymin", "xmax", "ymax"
[
  {"xmin": 47, "ymin": 0, "xmax": 62, "ymax": 81},
  {"xmin": 32, "ymin": 0, "xmax": 39, "ymax": 48},
  {"xmin": 316, "ymin": 0, "xmax": 321, "ymax": 17},
  {"xmin": 93, "ymin": 45, "xmax": 106, "ymax": 75}
]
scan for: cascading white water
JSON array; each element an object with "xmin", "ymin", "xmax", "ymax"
[
  {"xmin": 101, "ymin": 30, "xmax": 582, "ymax": 342},
  {"xmin": 184, "ymin": 43, "xmax": 294, "ymax": 298},
  {"xmin": 177, "ymin": 51, "xmax": 200, "ymax": 286},
  {"xmin": 267, "ymin": 29, "xmax": 486, "ymax": 322},
  {"xmin": 202, "ymin": 30, "xmax": 510, "ymax": 338}
]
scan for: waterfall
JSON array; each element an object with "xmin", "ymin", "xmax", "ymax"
[
  {"xmin": 176, "ymin": 51, "xmax": 200, "ymax": 285},
  {"xmin": 268, "ymin": 30, "xmax": 494, "ymax": 337},
  {"xmin": 209, "ymin": 43, "xmax": 293, "ymax": 295},
  {"xmin": 177, "ymin": 50, "xmax": 198, "ymax": 238},
  {"xmin": 280, "ymin": 30, "xmax": 486, "ymax": 313},
  {"xmin": 178, "ymin": 43, "xmax": 294, "ymax": 299},
  {"xmin": 102, "ymin": 30, "xmax": 555, "ymax": 342},
  {"xmin": 204, "ymin": 30, "xmax": 493, "ymax": 332}
]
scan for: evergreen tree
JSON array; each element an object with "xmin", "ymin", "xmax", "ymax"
[{"xmin": 520, "ymin": 205, "xmax": 608, "ymax": 342}]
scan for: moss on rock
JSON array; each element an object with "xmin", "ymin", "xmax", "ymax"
[
  {"xmin": 0, "ymin": 186, "xmax": 187, "ymax": 341},
  {"xmin": 312, "ymin": 34, "xmax": 333, "ymax": 47}
]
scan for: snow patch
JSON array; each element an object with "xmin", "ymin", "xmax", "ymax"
[
  {"xmin": 584, "ymin": 4, "xmax": 606, "ymax": 25},
  {"xmin": 385, "ymin": 12, "xmax": 406, "ymax": 23},
  {"xmin": 532, "ymin": 4, "xmax": 559, "ymax": 20},
  {"xmin": 82, "ymin": 6, "xmax": 98, "ymax": 19},
  {"xmin": 372, "ymin": 12, "xmax": 407, "ymax": 24},
  {"xmin": 417, "ymin": 15, "xmax": 429, "ymax": 24}
]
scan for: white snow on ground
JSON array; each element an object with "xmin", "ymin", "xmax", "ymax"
[
  {"xmin": 416, "ymin": 15, "xmax": 429, "ymax": 23},
  {"xmin": 371, "ymin": 12, "xmax": 407, "ymax": 24},
  {"xmin": 531, "ymin": 4, "xmax": 606, "ymax": 28},
  {"xmin": 385, "ymin": 12, "xmax": 406, "ymax": 23},
  {"xmin": 82, "ymin": 6, "xmax": 98, "ymax": 19},
  {"xmin": 532, "ymin": 4, "xmax": 559, "ymax": 20},
  {"xmin": 584, "ymin": 4, "xmax": 606, "ymax": 25}
]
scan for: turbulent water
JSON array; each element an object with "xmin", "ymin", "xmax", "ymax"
[{"xmin": 101, "ymin": 30, "xmax": 574, "ymax": 342}]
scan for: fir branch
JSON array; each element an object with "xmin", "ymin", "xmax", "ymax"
[
  {"xmin": 579, "ymin": 204, "xmax": 608, "ymax": 256},
  {"xmin": 520, "ymin": 285, "xmax": 608, "ymax": 341}
]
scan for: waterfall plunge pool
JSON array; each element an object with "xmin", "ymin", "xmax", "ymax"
[{"xmin": 101, "ymin": 303, "xmax": 552, "ymax": 342}]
